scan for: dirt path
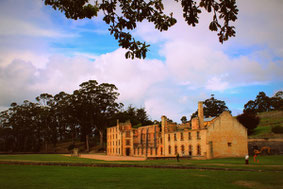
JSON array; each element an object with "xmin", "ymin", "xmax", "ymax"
[{"xmin": 64, "ymin": 154, "xmax": 146, "ymax": 161}]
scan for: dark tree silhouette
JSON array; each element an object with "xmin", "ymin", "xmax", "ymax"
[
  {"xmin": 244, "ymin": 91, "xmax": 283, "ymax": 113},
  {"xmin": 43, "ymin": 0, "xmax": 238, "ymax": 59},
  {"xmin": 180, "ymin": 116, "xmax": 188, "ymax": 124},
  {"xmin": 237, "ymin": 113, "xmax": 260, "ymax": 135}
]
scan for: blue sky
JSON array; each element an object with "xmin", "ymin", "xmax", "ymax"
[{"xmin": 0, "ymin": 0, "xmax": 282, "ymax": 122}]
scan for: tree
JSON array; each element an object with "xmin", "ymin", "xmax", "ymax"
[
  {"xmin": 243, "ymin": 91, "xmax": 283, "ymax": 113},
  {"xmin": 180, "ymin": 116, "xmax": 188, "ymax": 124},
  {"xmin": 70, "ymin": 80, "xmax": 121, "ymax": 150},
  {"xmin": 112, "ymin": 105, "xmax": 153, "ymax": 127},
  {"xmin": 191, "ymin": 94, "xmax": 231, "ymax": 119},
  {"xmin": 271, "ymin": 91, "xmax": 283, "ymax": 111},
  {"xmin": 237, "ymin": 113, "xmax": 260, "ymax": 135},
  {"xmin": 43, "ymin": 0, "xmax": 239, "ymax": 59}
]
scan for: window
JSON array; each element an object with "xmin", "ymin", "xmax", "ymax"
[
  {"xmin": 168, "ymin": 145, "xmax": 171, "ymax": 154},
  {"xmin": 174, "ymin": 133, "xmax": 177, "ymax": 141},
  {"xmin": 188, "ymin": 132, "xmax": 191, "ymax": 140},
  {"xmin": 161, "ymin": 147, "xmax": 163, "ymax": 155},
  {"xmin": 150, "ymin": 148, "xmax": 153, "ymax": 155},
  {"xmin": 175, "ymin": 145, "xmax": 178, "ymax": 155},
  {"xmin": 181, "ymin": 145, "xmax": 185, "ymax": 155},
  {"xmin": 197, "ymin": 144, "xmax": 201, "ymax": 155},
  {"xmin": 180, "ymin": 132, "xmax": 184, "ymax": 141},
  {"xmin": 228, "ymin": 142, "xmax": 232, "ymax": 147},
  {"xmin": 168, "ymin": 134, "xmax": 170, "ymax": 141},
  {"xmin": 126, "ymin": 139, "xmax": 130, "ymax": 145},
  {"xmin": 197, "ymin": 131, "xmax": 201, "ymax": 140},
  {"xmin": 189, "ymin": 145, "xmax": 192, "ymax": 156},
  {"xmin": 126, "ymin": 131, "xmax": 130, "ymax": 137}
]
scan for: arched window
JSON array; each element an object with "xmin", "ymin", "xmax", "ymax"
[
  {"xmin": 197, "ymin": 144, "xmax": 201, "ymax": 155},
  {"xmin": 197, "ymin": 131, "xmax": 201, "ymax": 140},
  {"xmin": 168, "ymin": 134, "xmax": 171, "ymax": 141},
  {"xmin": 168, "ymin": 145, "xmax": 171, "ymax": 154},
  {"xmin": 189, "ymin": 145, "xmax": 192, "ymax": 156},
  {"xmin": 188, "ymin": 132, "xmax": 191, "ymax": 140},
  {"xmin": 181, "ymin": 145, "xmax": 185, "ymax": 155},
  {"xmin": 180, "ymin": 132, "xmax": 184, "ymax": 141},
  {"xmin": 175, "ymin": 145, "xmax": 178, "ymax": 155},
  {"xmin": 174, "ymin": 134, "xmax": 177, "ymax": 141}
]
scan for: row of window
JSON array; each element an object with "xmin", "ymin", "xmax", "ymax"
[
  {"xmin": 108, "ymin": 127, "xmax": 118, "ymax": 133},
  {"xmin": 108, "ymin": 140, "xmax": 120, "ymax": 146},
  {"xmin": 108, "ymin": 147, "xmax": 120, "ymax": 154},
  {"xmin": 134, "ymin": 147, "xmax": 162, "ymax": 156},
  {"xmin": 168, "ymin": 131, "xmax": 201, "ymax": 142},
  {"xmin": 168, "ymin": 144, "xmax": 201, "ymax": 156},
  {"xmin": 108, "ymin": 133, "xmax": 118, "ymax": 140},
  {"xmin": 108, "ymin": 139, "xmax": 131, "ymax": 146}
]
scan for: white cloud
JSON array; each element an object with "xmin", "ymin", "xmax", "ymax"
[
  {"xmin": 0, "ymin": 18, "xmax": 75, "ymax": 38},
  {"xmin": 205, "ymin": 76, "xmax": 229, "ymax": 91},
  {"xmin": 0, "ymin": 0, "xmax": 282, "ymax": 122}
]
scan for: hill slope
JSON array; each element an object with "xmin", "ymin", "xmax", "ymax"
[{"xmin": 249, "ymin": 111, "xmax": 283, "ymax": 138}]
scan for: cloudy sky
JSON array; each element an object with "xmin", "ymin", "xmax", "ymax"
[{"xmin": 0, "ymin": 0, "xmax": 282, "ymax": 122}]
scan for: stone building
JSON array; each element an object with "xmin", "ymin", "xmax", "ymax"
[{"xmin": 107, "ymin": 102, "xmax": 248, "ymax": 159}]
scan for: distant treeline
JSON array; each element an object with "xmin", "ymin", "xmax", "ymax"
[{"xmin": 0, "ymin": 80, "xmax": 152, "ymax": 152}]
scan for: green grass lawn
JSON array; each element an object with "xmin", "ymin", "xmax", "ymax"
[
  {"xmin": 0, "ymin": 154, "xmax": 283, "ymax": 171},
  {"xmin": 0, "ymin": 164, "xmax": 282, "ymax": 189}
]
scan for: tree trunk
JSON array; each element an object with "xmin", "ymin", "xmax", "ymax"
[
  {"xmin": 99, "ymin": 130, "xmax": 103, "ymax": 147},
  {"xmin": 45, "ymin": 141, "xmax": 48, "ymax": 153},
  {"xmin": 86, "ymin": 135, "xmax": 89, "ymax": 152}
]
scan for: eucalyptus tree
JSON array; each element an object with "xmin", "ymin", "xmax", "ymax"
[
  {"xmin": 244, "ymin": 91, "xmax": 283, "ymax": 113},
  {"xmin": 191, "ymin": 94, "xmax": 231, "ymax": 119},
  {"xmin": 71, "ymin": 80, "xmax": 121, "ymax": 150},
  {"xmin": 35, "ymin": 93, "xmax": 56, "ymax": 152}
]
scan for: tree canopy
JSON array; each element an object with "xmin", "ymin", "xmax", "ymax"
[
  {"xmin": 0, "ymin": 80, "xmax": 155, "ymax": 152},
  {"xmin": 191, "ymin": 94, "xmax": 231, "ymax": 119},
  {"xmin": 43, "ymin": 0, "xmax": 238, "ymax": 59},
  {"xmin": 244, "ymin": 91, "xmax": 283, "ymax": 114},
  {"xmin": 236, "ymin": 113, "xmax": 260, "ymax": 135}
]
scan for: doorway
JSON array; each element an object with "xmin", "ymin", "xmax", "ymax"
[{"xmin": 126, "ymin": 148, "xmax": 131, "ymax": 156}]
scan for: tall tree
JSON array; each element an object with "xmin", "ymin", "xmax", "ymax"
[
  {"xmin": 191, "ymin": 95, "xmax": 231, "ymax": 119},
  {"xmin": 43, "ymin": 0, "xmax": 238, "ymax": 59},
  {"xmin": 271, "ymin": 91, "xmax": 283, "ymax": 111},
  {"xmin": 70, "ymin": 80, "xmax": 121, "ymax": 150},
  {"xmin": 180, "ymin": 116, "xmax": 188, "ymax": 124},
  {"xmin": 243, "ymin": 91, "xmax": 283, "ymax": 113}
]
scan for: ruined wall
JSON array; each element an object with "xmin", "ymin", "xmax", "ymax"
[
  {"xmin": 248, "ymin": 138, "xmax": 283, "ymax": 155},
  {"xmin": 164, "ymin": 129, "xmax": 207, "ymax": 159},
  {"xmin": 206, "ymin": 112, "xmax": 248, "ymax": 158}
]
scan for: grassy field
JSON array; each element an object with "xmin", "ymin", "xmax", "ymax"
[
  {"xmin": 0, "ymin": 164, "xmax": 283, "ymax": 189},
  {"xmin": 250, "ymin": 111, "xmax": 283, "ymax": 138},
  {"xmin": 0, "ymin": 154, "xmax": 283, "ymax": 171}
]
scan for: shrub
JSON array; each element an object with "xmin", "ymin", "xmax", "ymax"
[
  {"xmin": 67, "ymin": 144, "xmax": 76, "ymax": 151},
  {"xmin": 272, "ymin": 126, "xmax": 283, "ymax": 133},
  {"xmin": 237, "ymin": 113, "xmax": 260, "ymax": 135}
]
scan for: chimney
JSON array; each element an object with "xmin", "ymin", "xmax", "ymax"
[
  {"xmin": 161, "ymin": 115, "xmax": 167, "ymax": 133},
  {"xmin": 198, "ymin": 101, "xmax": 204, "ymax": 129}
]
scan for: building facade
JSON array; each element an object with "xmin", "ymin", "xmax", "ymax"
[{"xmin": 107, "ymin": 102, "xmax": 248, "ymax": 159}]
